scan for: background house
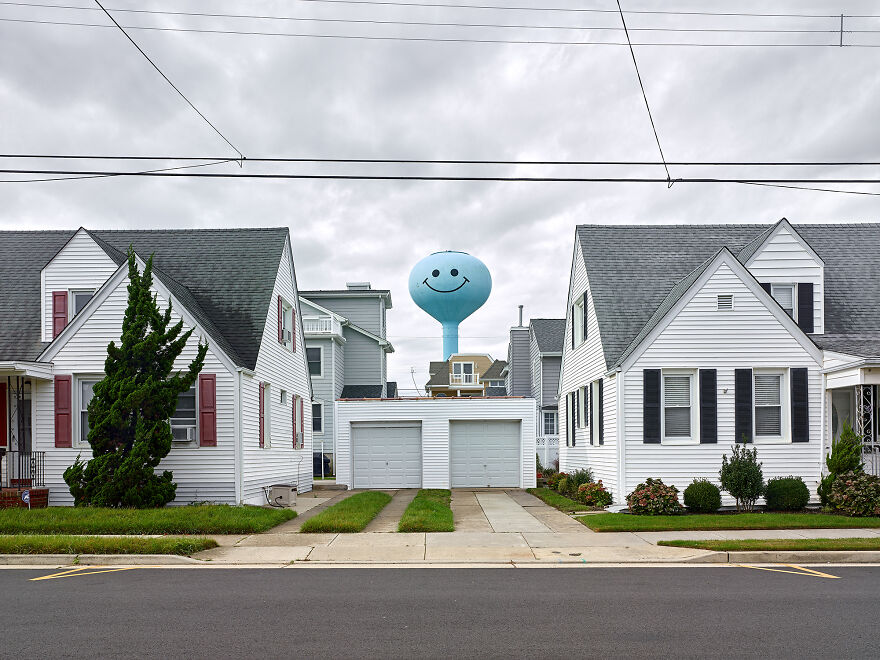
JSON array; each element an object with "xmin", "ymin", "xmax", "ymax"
[
  {"xmin": 299, "ymin": 283, "xmax": 394, "ymax": 477},
  {"xmin": 1, "ymin": 227, "xmax": 313, "ymax": 505},
  {"xmin": 425, "ymin": 354, "xmax": 506, "ymax": 397}
]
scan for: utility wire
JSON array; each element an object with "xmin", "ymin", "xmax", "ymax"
[
  {"xmin": 6, "ymin": 16, "xmax": 880, "ymax": 47},
  {"xmin": 616, "ymin": 0, "xmax": 671, "ymax": 186},
  {"xmin": 92, "ymin": 1, "xmax": 243, "ymax": 159},
  {"xmin": 0, "ymin": 2, "xmax": 870, "ymax": 34},
  {"xmin": 0, "ymin": 158, "xmax": 237, "ymax": 183}
]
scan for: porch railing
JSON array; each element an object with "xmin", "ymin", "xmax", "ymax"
[
  {"xmin": 0, "ymin": 451, "xmax": 46, "ymax": 488},
  {"xmin": 451, "ymin": 372, "xmax": 479, "ymax": 385},
  {"xmin": 303, "ymin": 317, "xmax": 343, "ymax": 336}
]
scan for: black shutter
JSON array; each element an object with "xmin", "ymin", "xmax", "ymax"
[
  {"xmin": 699, "ymin": 369, "xmax": 717, "ymax": 444},
  {"xmin": 588, "ymin": 385, "xmax": 593, "ymax": 445},
  {"xmin": 791, "ymin": 368, "xmax": 810, "ymax": 443},
  {"xmin": 760, "ymin": 282, "xmax": 772, "ymax": 295},
  {"xmin": 582, "ymin": 292, "xmax": 589, "ymax": 341},
  {"xmin": 643, "ymin": 369, "xmax": 661, "ymax": 444},
  {"xmin": 598, "ymin": 379, "xmax": 604, "ymax": 445},
  {"xmin": 735, "ymin": 368, "xmax": 753, "ymax": 443},
  {"xmin": 797, "ymin": 283, "xmax": 814, "ymax": 333}
]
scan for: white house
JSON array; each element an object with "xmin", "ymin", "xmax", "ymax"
[
  {"xmin": 1, "ymin": 227, "xmax": 313, "ymax": 505},
  {"xmin": 559, "ymin": 219, "xmax": 880, "ymax": 505}
]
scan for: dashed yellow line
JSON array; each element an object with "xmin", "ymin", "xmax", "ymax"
[
  {"xmin": 30, "ymin": 566, "xmax": 148, "ymax": 581},
  {"xmin": 738, "ymin": 564, "xmax": 840, "ymax": 579}
]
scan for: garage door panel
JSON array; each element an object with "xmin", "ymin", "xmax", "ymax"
[
  {"xmin": 450, "ymin": 420, "xmax": 521, "ymax": 488},
  {"xmin": 352, "ymin": 424, "xmax": 421, "ymax": 489}
]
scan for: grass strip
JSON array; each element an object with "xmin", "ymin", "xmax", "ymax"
[
  {"xmin": 0, "ymin": 505, "xmax": 295, "ymax": 535},
  {"xmin": 0, "ymin": 535, "xmax": 217, "ymax": 555},
  {"xmin": 300, "ymin": 491, "xmax": 392, "ymax": 533},
  {"xmin": 658, "ymin": 538, "xmax": 880, "ymax": 552},
  {"xmin": 398, "ymin": 490, "xmax": 453, "ymax": 532},
  {"xmin": 526, "ymin": 487, "xmax": 583, "ymax": 513},
  {"xmin": 580, "ymin": 512, "xmax": 880, "ymax": 533}
]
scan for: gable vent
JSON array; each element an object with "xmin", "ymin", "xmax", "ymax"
[{"xmin": 717, "ymin": 294, "xmax": 734, "ymax": 311}]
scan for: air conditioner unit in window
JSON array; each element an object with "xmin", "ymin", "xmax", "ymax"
[
  {"xmin": 269, "ymin": 484, "xmax": 297, "ymax": 507},
  {"xmin": 285, "ymin": 329, "xmax": 292, "ymax": 343},
  {"xmin": 172, "ymin": 426, "xmax": 196, "ymax": 443},
  {"xmin": 295, "ymin": 432, "xmax": 304, "ymax": 449}
]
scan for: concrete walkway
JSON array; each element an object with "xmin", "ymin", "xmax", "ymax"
[{"xmin": 363, "ymin": 489, "xmax": 418, "ymax": 532}]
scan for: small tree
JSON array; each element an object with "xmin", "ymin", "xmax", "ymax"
[
  {"xmin": 818, "ymin": 421, "xmax": 864, "ymax": 506},
  {"xmin": 64, "ymin": 248, "xmax": 207, "ymax": 508},
  {"xmin": 720, "ymin": 442, "xmax": 764, "ymax": 512}
]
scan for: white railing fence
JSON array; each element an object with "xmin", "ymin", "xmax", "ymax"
[
  {"xmin": 451, "ymin": 372, "xmax": 479, "ymax": 385},
  {"xmin": 536, "ymin": 436, "xmax": 559, "ymax": 472}
]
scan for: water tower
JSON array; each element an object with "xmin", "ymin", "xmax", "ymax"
[{"xmin": 408, "ymin": 251, "xmax": 492, "ymax": 359}]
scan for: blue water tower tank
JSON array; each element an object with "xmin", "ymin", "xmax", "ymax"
[{"xmin": 408, "ymin": 251, "xmax": 492, "ymax": 359}]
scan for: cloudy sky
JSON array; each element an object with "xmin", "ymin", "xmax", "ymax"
[{"xmin": 2, "ymin": 0, "xmax": 879, "ymax": 393}]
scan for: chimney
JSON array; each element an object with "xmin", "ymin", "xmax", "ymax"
[
  {"xmin": 518, "ymin": 305, "xmax": 524, "ymax": 327},
  {"xmin": 346, "ymin": 282, "xmax": 372, "ymax": 290}
]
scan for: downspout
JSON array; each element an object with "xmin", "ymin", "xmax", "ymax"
[{"xmin": 614, "ymin": 366, "xmax": 626, "ymax": 507}]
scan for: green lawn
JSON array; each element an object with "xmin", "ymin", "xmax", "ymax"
[
  {"xmin": 0, "ymin": 505, "xmax": 294, "ymax": 535},
  {"xmin": 398, "ymin": 490, "xmax": 454, "ymax": 532},
  {"xmin": 580, "ymin": 512, "xmax": 880, "ymax": 533},
  {"xmin": 659, "ymin": 538, "xmax": 880, "ymax": 552},
  {"xmin": 0, "ymin": 535, "xmax": 217, "ymax": 555},
  {"xmin": 526, "ymin": 488, "xmax": 583, "ymax": 513},
  {"xmin": 300, "ymin": 492, "xmax": 392, "ymax": 533}
]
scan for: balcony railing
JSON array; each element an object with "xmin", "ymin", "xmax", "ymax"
[
  {"xmin": 303, "ymin": 316, "xmax": 343, "ymax": 337},
  {"xmin": 1, "ymin": 451, "xmax": 46, "ymax": 488},
  {"xmin": 451, "ymin": 372, "xmax": 480, "ymax": 385}
]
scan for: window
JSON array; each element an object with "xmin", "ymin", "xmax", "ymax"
[
  {"xmin": 280, "ymin": 300, "xmax": 294, "ymax": 348},
  {"xmin": 280, "ymin": 389, "xmax": 287, "ymax": 405},
  {"xmin": 170, "ymin": 386, "xmax": 197, "ymax": 443},
  {"xmin": 543, "ymin": 411, "xmax": 558, "ymax": 436},
  {"xmin": 263, "ymin": 383, "xmax": 271, "ymax": 448},
  {"xmin": 717, "ymin": 294, "xmax": 734, "ymax": 311},
  {"xmin": 578, "ymin": 386, "xmax": 588, "ymax": 429},
  {"xmin": 312, "ymin": 402, "xmax": 323, "ymax": 434},
  {"xmin": 572, "ymin": 297, "xmax": 586, "ymax": 347},
  {"xmin": 663, "ymin": 374, "xmax": 692, "ymax": 440},
  {"xmin": 771, "ymin": 284, "xmax": 796, "ymax": 319},
  {"xmin": 71, "ymin": 290, "xmax": 95, "ymax": 317},
  {"xmin": 452, "ymin": 362, "xmax": 475, "ymax": 384},
  {"xmin": 79, "ymin": 379, "xmax": 99, "ymax": 444},
  {"xmin": 306, "ymin": 347, "xmax": 322, "ymax": 377},
  {"xmin": 754, "ymin": 373, "xmax": 783, "ymax": 437}
]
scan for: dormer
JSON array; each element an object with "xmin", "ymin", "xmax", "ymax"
[
  {"xmin": 41, "ymin": 228, "xmax": 118, "ymax": 342},
  {"xmin": 741, "ymin": 219, "xmax": 825, "ymax": 335}
]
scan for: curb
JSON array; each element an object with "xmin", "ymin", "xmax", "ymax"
[
  {"xmin": 0, "ymin": 554, "xmax": 202, "ymax": 566},
  {"xmin": 728, "ymin": 550, "xmax": 880, "ymax": 564}
]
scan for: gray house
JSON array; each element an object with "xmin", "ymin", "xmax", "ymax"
[
  {"xmin": 505, "ymin": 316, "xmax": 564, "ymax": 468},
  {"xmin": 299, "ymin": 283, "xmax": 394, "ymax": 477}
]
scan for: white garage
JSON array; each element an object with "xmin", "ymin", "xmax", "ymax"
[
  {"xmin": 351, "ymin": 422, "xmax": 422, "ymax": 489},
  {"xmin": 335, "ymin": 397, "xmax": 537, "ymax": 490},
  {"xmin": 450, "ymin": 421, "xmax": 521, "ymax": 487}
]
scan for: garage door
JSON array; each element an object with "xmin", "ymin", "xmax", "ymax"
[
  {"xmin": 450, "ymin": 420, "xmax": 521, "ymax": 487},
  {"xmin": 351, "ymin": 423, "xmax": 422, "ymax": 489}
]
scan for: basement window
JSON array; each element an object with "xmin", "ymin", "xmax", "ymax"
[{"xmin": 717, "ymin": 294, "xmax": 734, "ymax": 311}]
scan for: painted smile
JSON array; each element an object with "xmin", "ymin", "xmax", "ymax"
[{"xmin": 423, "ymin": 277, "xmax": 469, "ymax": 293}]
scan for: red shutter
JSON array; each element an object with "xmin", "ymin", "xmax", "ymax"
[
  {"xmin": 292, "ymin": 395, "xmax": 298, "ymax": 449},
  {"xmin": 258, "ymin": 382, "xmax": 265, "ymax": 448},
  {"xmin": 198, "ymin": 374, "xmax": 217, "ymax": 447},
  {"xmin": 277, "ymin": 295, "xmax": 283, "ymax": 343},
  {"xmin": 0, "ymin": 382, "xmax": 7, "ymax": 448},
  {"xmin": 54, "ymin": 375, "xmax": 72, "ymax": 448},
  {"xmin": 52, "ymin": 291, "xmax": 68, "ymax": 339}
]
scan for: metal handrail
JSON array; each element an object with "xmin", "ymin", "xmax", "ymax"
[{"xmin": 0, "ymin": 450, "xmax": 46, "ymax": 488}]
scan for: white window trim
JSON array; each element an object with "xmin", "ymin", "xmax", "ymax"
[
  {"xmin": 660, "ymin": 369, "xmax": 698, "ymax": 445},
  {"xmin": 74, "ymin": 374, "xmax": 103, "ymax": 448},
  {"xmin": 770, "ymin": 284, "xmax": 797, "ymax": 322},
  {"xmin": 573, "ymin": 297, "xmax": 585, "ymax": 348},
  {"xmin": 280, "ymin": 299, "xmax": 294, "ymax": 351},
  {"xmin": 590, "ymin": 380, "xmax": 601, "ymax": 444},
  {"xmin": 543, "ymin": 410, "xmax": 558, "ymax": 436},
  {"xmin": 753, "ymin": 368, "xmax": 789, "ymax": 444},
  {"xmin": 452, "ymin": 362, "xmax": 476, "ymax": 384},
  {"xmin": 170, "ymin": 382, "xmax": 199, "ymax": 447},
  {"xmin": 578, "ymin": 385, "xmax": 588, "ymax": 429},
  {"xmin": 263, "ymin": 383, "xmax": 272, "ymax": 449},
  {"xmin": 312, "ymin": 400, "xmax": 324, "ymax": 435},
  {"xmin": 69, "ymin": 289, "xmax": 95, "ymax": 319},
  {"xmin": 306, "ymin": 345, "xmax": 324, "ymax": 378}
]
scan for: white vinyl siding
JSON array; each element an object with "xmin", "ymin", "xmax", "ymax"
[{"xmin": 342, "ymin": 327, "xmax": 382, "ymax": 385}]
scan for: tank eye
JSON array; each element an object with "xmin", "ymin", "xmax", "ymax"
[
  {"xmin": 450, "ymin": 268, "xmax": 459, "ymax": 277},
  {"xmin": 431, "ymin": 269, "xmax": 440, "ymax": 277}
]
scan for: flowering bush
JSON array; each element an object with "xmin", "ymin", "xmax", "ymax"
[
  {"xmin": 626, "ymin": 478, "xmax": 683, "ymax": 515},
  {"xmin": 577, "ymin": 480, "xmax": 613, "ymax": 507},
  {"xmin": 546, "ymin": 472, "xmax": 567, "ymax": 490},
  {"xmin": 829, "ymin": 471, "xmax": 880, "ymax": 517}
]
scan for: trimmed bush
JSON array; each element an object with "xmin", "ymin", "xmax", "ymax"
[
  {"xmin": 577, "ymin": 480, "xmax": 613, "ymax": 508},
  {"xmin": 546, "ymin": 472, "xmax": 567, "ymax": 490},
  {"xmin": 819, "ymin": 422, "xmax": 864, "ymax": 506},
  {"xmin": 829, "ymin": 471, "xmax": 880, "ymax": 517},
  {"xmin": 720, "ymin": 443, "xmax": 764, "ymax": 512},
  {"xmin": 683, "ymin": 479, "xmax": 721, "ymax": 513},
  {"xmin": 626, "ymin": 478, "xmax": 683, "ymax": 515},
  {"xmin": 564, "ymin": 469, "xmax": 594, "ymax": 498},
  {"xmin": 764, "ymin": 476, "xmax": 810, "ymax": 511}
]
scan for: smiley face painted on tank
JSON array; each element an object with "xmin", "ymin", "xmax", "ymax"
[{"xmin": 408, "ymin": 251, "xmax": 492, "ymax": 324}]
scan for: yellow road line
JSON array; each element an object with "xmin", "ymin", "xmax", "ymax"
[
  {"xmin": 30, "ymin": 566, "xmax": 147, "ymax": 581},
  {"xmin": 738, "ymin": 564, "xmax": 840, "ymax": 579}
]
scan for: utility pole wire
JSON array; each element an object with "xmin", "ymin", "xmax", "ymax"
[
  {"xmin": 93, "ymin": 0, "xmax": 244, "ymax": 161},
  {"xmin": 616, "ymin": 0, "xmax": 671, "ymax": 187}
]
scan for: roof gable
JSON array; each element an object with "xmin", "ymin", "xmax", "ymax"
[{"xmin": 530, "ymin": 318, "xmax": 565, "ymax": 354}]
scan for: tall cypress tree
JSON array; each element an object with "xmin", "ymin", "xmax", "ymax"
[{"xmin": 64, "ymin": 247, "xmax": 208, "ymax": 507}]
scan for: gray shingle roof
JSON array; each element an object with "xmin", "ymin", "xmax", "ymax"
[
  {"xmin": 341, "ymin": 384, "xmax": 384, "ymax": 398},
  {"xmin": 485, "ymin": 386, "xmax": 508, "ymax": 396},
  {"xmin": 1, "ymin": 228, "xmax": 289, "ymax": 370},
  {"xmin": 530, "ymin": 318, "xmax": 565, "ymax": 353},
  {"xmin": 577, "ymin": 222, "xmax": 880, "ymax": 366},
  {"xmin": 482, "ymin": 360, "xmax": 507, "ymax": 380}
]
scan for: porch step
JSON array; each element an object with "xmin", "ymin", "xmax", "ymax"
[{"xmin": 313, "ymin": 482, "xmax": 347, "ymax": 491}]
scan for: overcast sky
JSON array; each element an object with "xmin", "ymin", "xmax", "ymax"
[{"xmin": 3, "ymin": 0, "xmax": 880, "ymax": 393}]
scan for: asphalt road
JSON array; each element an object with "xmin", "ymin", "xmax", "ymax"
[{"xmin": 3, "ymin": 566, "xmax": 879, "ymax": 659}]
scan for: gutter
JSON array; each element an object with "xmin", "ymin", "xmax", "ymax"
[{"xmin": 822, "ymin": 357, "xmax": 880, "ymax": 375}]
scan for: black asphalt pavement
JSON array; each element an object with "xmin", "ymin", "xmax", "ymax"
[{"xmin": 3, "ymin": 566, "xmax": 879, "ymax": 658}]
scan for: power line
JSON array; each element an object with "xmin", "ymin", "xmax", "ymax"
[
  {"xmin": 5, "ymin": 16, "xmax": 880, "ymax": 47},
  {"xmin": 0, "ymin": 2, "xmax": 870, "ymax": 34},
  {"xmin": 1, "ymin": 158, "xmax": 237, "ymax": 182},
  {"xmin": 92, "ymin": 1, "xmax": 243, "ymax": 159}
]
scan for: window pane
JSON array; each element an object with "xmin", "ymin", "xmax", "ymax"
[
  {"xmin": 754, "ymin": 375, "xmax": 781, "ymax": 406},
  {"xmin": 312, "ymin": 403, "xmax": 322, "ymax": 432},
  {"xmin": 772, "ymin": 285, "xmax": 794, "ymax": 316},
  {"xmin": 463, "ymin": 363, "xmax": 473, "ymax": 375},
  {"xmin": 755, "ymin": 406, "xmax": 782, "ymax": 435},
  {"xmin": 664, "ymin": 376, "xmax": 691, "ymax": 407},
  {"xmin": 306, "ymin": 348, "xmax": 321, "ymax": 375},
  {"xmin": 74, "ymin": 292, "xmax": 94, "ymax": 315},
  {"xmin": 453, "ymin": 363, "xmax": 462, "ymax": 375},
  {"xmin": 665, "ymin": 407, "xmax": 691, "ymax": 437},
  {"xmin": 171, "ymin": 387, "xmax": 196, "ymax": 423},
  {"xmin": 80, "ymin": 380, "xmax": 97, "ymax": 443}
]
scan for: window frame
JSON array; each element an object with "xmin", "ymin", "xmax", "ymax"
[
  {"xmin": 306, "ymin": 346, "xmax": 323, "ymax": 378},
  {"xmin": 312, "ymin": 401, "xmax": 324, "ymax": 435},
  {"xmin": 75, "ymin": 375, "xmax": 103, "ymax": 448},
  {"xmin": 660, "ymin": 369, "xmax": 698, "ymax": 445},
  {"xmin": 452, "ymin": 362, "xmax": 475, "ymax": 384},
  {"xmin": 572, "ymin": 297, "xmax": 585, "ymax": 348},
  {"xmin": 578, "ymin": 386, "xmax": 588, "ymax": 429},
  {"xmin": 70, "ymin": 289, "xmax": 95, "ymax": 319},
  {"xmin": 170, "ymin": 383, "xmax": 199, "ymax": 447},
  {"xmin": 753, "ymin": 369, "xmax": 788, "ymax": 443},
  {"xmin": 590, "ymin": 380, "xmax": 601, "ymax": 444},
  {"xmin": 543, "ymin": 411, "xmax": 558, "ymax": 436},
  {"xmin": 280, "ymin": 299, "xmax": 294, "ymax": 350},
  {"xmin": 770, "ymin": 284, "xmax": 797, "ymax": 321}
]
